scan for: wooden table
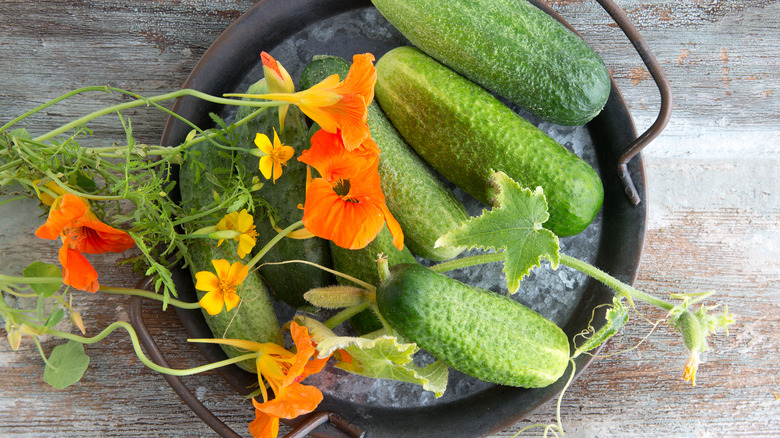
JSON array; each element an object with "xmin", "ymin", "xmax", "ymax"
[{"xmin": 1, "ymin": 1, "xmax": 778, "ymax": 436}]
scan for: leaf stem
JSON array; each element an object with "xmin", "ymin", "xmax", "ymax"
[
  {"xmin": 98, "ymin": 286, "xmax": 201, "ymax": 309},
  {"xmin": 323, "ymin": 301, "xmax": 371, "ymax": 329},
  {"xmin": 429, "ymin": 251, "xmax": 505, "ymax": 274}
]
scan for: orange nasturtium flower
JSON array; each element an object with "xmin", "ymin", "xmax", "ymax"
[
  {"xmin": 260, "ymin": 51, "xmax": 294, "ymax": 130},
  {"xmin": 298, "ymin": 129, "xmax": 403, "ymax": 251},
  {"xmin": 194, "ymin": 259, "xmax": 249, "ymax": 315},
  {"xmin": 216, "ymin": 209, "xmax": 258, "ymax": 259},
  {"xmin": 236, "ymin": 53, "xmax": 377, "ymax": 152},
  {"xmin": 35, "ymin": 193, "xmax": 135, "ymax": 293},
  {"xmin": 255, "ymin": 129, "xmax": 295, "ymax": 183},
  {"xmin": 190, "ymin": 322, "xmax": 330, "ymax": 438}
]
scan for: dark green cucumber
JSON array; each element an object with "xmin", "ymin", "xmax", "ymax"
[
  {"xmin": 235, "ymin": 79, "xmax": 333, "ymax": 309},
  {"xmin": 376, "ymin": 263, "xmax": 570, "ymax": 388},
  {"xmin": 375, "ymin": 47, "xmax": 603, "ymax": 237},
  {"xmin": 330, "ymin": 225, "xmax": 417, "ymax": 334},
  {"xmin": 370, "ymin": 0, "xmax": 610, "ymax": 125},
  {"xmin": 179, "ymin": 141, "xmax": 280, "ymax": 372},
  {"xmin": 301, "ymin": 55, "xmax": 470, "ymax": 261}
]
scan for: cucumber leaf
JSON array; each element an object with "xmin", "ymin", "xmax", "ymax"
[
  {"xmin": 297, "ymin": 316, "xmax": 448, "ymax": 397},
  {"xmin": 436, "ymin": 171, "xmax": 560, "ymax": 294}
]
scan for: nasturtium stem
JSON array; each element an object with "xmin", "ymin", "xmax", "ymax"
[
  {"xmin": 430, "ymin": 251, "xmax": 675, "ymax": 311},
  {"xmin": 0, "ymin": 86, "xmax": 109, "ymax": 133},
  {"xmin": 98, "ymin": 286, "xmax": 201, "ymax": 309},
  {"xmin": 43, "ymin": 321, "xmax": 256, "ymax": 376},
  {"xmin": 246, "ymin": 220, "xmax": 304, "ymax": 271},
  {"xmin": 323, "ymin": 301, "xmax": 372, "ymax": 330}
]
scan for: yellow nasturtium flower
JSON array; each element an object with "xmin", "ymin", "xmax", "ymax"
[
  {"xmin": 216, "ymin": 209, "xmax": 258, "ymax": 259},
  {"xmin": 194, "ymin": 259, "xmax": 249, "ymax": 315},
  {"xmin": 255, "ymin": 129, "xmax": 294, "ymax": 184}
]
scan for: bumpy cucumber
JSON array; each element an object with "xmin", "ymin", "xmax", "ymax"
[
  {"xmin": 179, "ymin": 141, "xmax": 280, "ymax": 372},
  {"xmin": 235, "ymin": 79, "xmax": 333, "ymax": 309},
  {"xmin": 331, "ymin": 225, "xmax": 417, "ymax": 334},
  {"xmin": 301, "ymin": 55, "xmax": 469, "ymax": 261},
  {"xmin": 376, "ymin": 264, "xmax": 570, "ymax": 388},
  {"xmin": 370, "ymin": 0, "xmax": 610, "ymax": 126},
  {"xmin": 375, "ymin": 47, "xmax": 603, "ymax": 237}
]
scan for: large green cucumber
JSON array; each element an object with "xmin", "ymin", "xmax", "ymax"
[
  {"xmin": 376, "ymin": 263, "xmax": 570, "ymax": 388},
  {"xmin": 300, "ymin": 55, "xmax": 470, "ymax": 261},
  {"xmin": 178, "ymin": 140, "xmax": 280, "ymax": 372},
  {"xmin": 375, "ymin": 47, "xmax": 604, "ymax": 237},
  {"xmin": 370, "ymin": 0, "xmax": 611, "ymax": 126},
  {"xmin": 235, "ymin": 79, "xmax": 333, "ymax": 309}
]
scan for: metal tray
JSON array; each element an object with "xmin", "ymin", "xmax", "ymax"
[{"xmin": 132, "ymin": 0, "xmax": 671, "ymax": 436}]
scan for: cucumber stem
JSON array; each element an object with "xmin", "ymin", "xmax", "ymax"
[{"xmin": 323, "ymin": 301, "xmax": 372, "ymax": 329}]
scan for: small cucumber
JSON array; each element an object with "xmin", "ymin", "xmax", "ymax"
[
  {"xmin": 301, "ymin": 55, "xmax": 470, "ymax": 261},
  {"xmin": 370, "ymin": 0, "xmax": 611, "ymax": 125},
  {"xmin": 376, "ymin": 264, "xmax": 570, "ymax": 388},
  {"xmin": 375, "ymin": 47, "xmax": 603, "ymax": 237},
  {"xmin": 235, "ymin": 80, "xmax": 334, "ymax": 309},
  {"xmin": 179, "ymin": 141, "xmax": 280, "ymax": 372},
  {"xmin": 330, "ymin": 225, "xmax": 417, "ymax": 334}
]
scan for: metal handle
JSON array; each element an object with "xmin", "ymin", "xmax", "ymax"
[
  {"xmin": 531, "ymin": 0, "xmax": 672, "ymax": 205},
  {"xmin": 128, "ymin": 277, "xmax": 365, "ymax": 438}
]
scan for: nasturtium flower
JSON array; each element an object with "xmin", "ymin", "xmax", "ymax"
[
  {"xmin": 190, "ymin": 322, "xmax": 330, "ymax": 438},
  {"xmin": 216, "ymin": 209, "xmax": 258, "ymax": 259},
  {"xmin": 255, "ymin": 129, "xmax": 294, "ymax": 183},
  {"xmin": 260, "ymin": 51, "xmax": 294, "ymax": 131},
  {"xmin": 32, "ymin": 179, "xmax": 66, "ymax": 206},
  {"xmin": 237, "ymin": 53, "xmax": 377, "ymax": 151},
  {"xmin": 35, "ymin": 193, "xmax": 135, "ymax": 293},
  {"xmin": 299, "ymin": 129, "xmax": 403, "ymax": 251},
  {"xmin": 194, "ymin": 259, "xmax": 249, "ymax": 315}
]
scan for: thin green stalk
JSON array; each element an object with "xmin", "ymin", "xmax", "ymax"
[
  {"xmin": 0, "ymin": 86, "xmax": 109, "ymax": 133},
  {"xmin": 34, "ymin": 88, "xmax": 280, "ymax": 142},
  {"xmin": 429, "ymin": 252, "xmax": 505, "ymax": 273},
  {"xmin": 43, "ymin": 321, "xmax": 257, "ymax": 376},
  {"xmin": 98, "ymin": 286, "xmax": 201, "ymax": 309},
  {"xmin": 323, "ymin": 301, "xmax": 371, "ymax": 330},
  {"xmin": 246, "ymin": 220, "xmax": 304, "ymax": 270}
]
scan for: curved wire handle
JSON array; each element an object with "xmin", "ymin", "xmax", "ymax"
[{"xmin": 596, "ymin": 0, "xmax": 673, "ymax": 205}]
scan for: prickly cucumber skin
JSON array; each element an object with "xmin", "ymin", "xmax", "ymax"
[
  {"xmin": 370, "ymin": 0, "xmax": 610, "ymax": 126},
  {"xmin": 331, "ymin": 225, "xmax": 418, "ymax": 334},
  {"xmin": 375, "ymin": 47, "xmax": 603, "ymax": 237},
  {"xmin": 301, "ymin": 55, "xmax": 469, "ymax": 260},
  {"xmin": 236, "ymin": 81, "xmax": 334, "ymax": 309},
  {"xmin": 178, "ymin": 141, "xmax": 281, "ymax": 372},
  {"xmin": 376, "ymin": 264, "xmax": 570, "ymax": 388}
]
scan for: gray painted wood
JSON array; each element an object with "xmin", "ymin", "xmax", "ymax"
[{"xmin": 1, "ymin": 0, "xmax": 778, "ymax": 437}]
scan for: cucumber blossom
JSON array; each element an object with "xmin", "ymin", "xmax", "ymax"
[
  {"xmin": 376, "ymin": 263, "xmax": 570, "ymax": 388},
  {"xmin": 375, "ymin": 47, "xmax": 603, "ymax": 237},
  {"xmin": 370, "ymin": 0, "xmax": 611, "ymax": 125}
]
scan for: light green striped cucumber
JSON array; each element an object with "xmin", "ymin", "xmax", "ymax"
[
  {"xmin": 376, "ymin": 263, "xmax": 570, "ymax": 388},
  {"xmin": 375, "ymin": 47, "xmax": 603, "ymax": 237},
  {"xmin": 235, "ymin": 79, "xmax": 333, "ymax": 309},
  {"xmin": 179, "ymin": 141, "xmax": 280, "ymax": 372},
  {"xmin": 370, "ymin": 0, "xmax": 611, "ymax": 126},
  {"xmin": 300, "ymin": 55, "xmax": 469, "ymax": 261}
]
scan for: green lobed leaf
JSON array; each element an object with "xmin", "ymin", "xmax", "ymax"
[
  {"xmin": 43, "ymin": 340, "xmax": 90, "ymax": 389},
  {"xmin": 436, "ymin": 171, "xmax": 560, "ymax": 293},
  {"xmin": 297, "ymin": 316, "xmax": 448, "ymax": 397},
  {"xmin": 22, "ymin": 261, "xmax": 62, "ymax": 297}
]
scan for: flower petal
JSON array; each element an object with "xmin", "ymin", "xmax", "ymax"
[
  {"xmin": 59, "ymin": 243, "xmax": 100, "ymax": 293},
  {"xmin": 248, "ymin": 409, "xmax": 279, "ymax": 438},
  {"xmin": 254, "ymin": 133, "xmax": 274, "ymax": 155},
  {"xmin": 198, "ymin": 289, "xmax": 224, "ymax": 315},
  {"xmin": 255, "ymin": 383, "xmax": 324, "ymax": 419},
  {"xmin": 194, "ymin": 271, "xmax": 220, "ymax": 292}
]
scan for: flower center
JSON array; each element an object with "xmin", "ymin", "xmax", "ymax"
[{"xmin": 332, "ymin": 178, "xmax": 351, "ymax": 198}]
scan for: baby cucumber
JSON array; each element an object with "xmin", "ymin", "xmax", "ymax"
[
  {"xmin": 235, "ymin": 79, "xmax": 334, "ymax": 309},
  {"xmin": 179, "ymin": 141, "xmax": 280, "ymax": 372},
  {"xmin": 370, "ymin": 0, "xmax": 611, "ymax": 126},
  {"xmin": 375, "ymin": 47, "xmax": 603, "ymax": 237},
  {"xmin": 376, "ymin": 263, "xmax": 570, "ymax": 388},
  {"xmin": 301, "ymin": 55, "xmax": 470, "ymax": 261}
]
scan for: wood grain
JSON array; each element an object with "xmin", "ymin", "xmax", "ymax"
[{"xmin": 1, "ymin": 0, "xmax": 779, "ymax": 437}]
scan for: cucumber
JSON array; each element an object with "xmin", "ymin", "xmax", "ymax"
[
  {"xmin": 370, "ymin": 0, "xmax": 610, "ymax": 126},
  {"xmin": 301, "ymin": 55, "xmax": 470, "ymax": 260},
  {"xmin": 376, "ymin": 263, "xmax": 570, "ymax": 388},
  {"xmin": 235, "ymin": 79, "xmax": 334, "ymax": 309},
  {"xmin": 179, "ymin": 141, "xmax": 281, "ymax": 372},
  {"xmin": 375, "ymin": 47, "xmax": 603, "ymax": 237},
  {"xmin": 330, "ymin": 225, "xmax": 417, "ymax": 334}
]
